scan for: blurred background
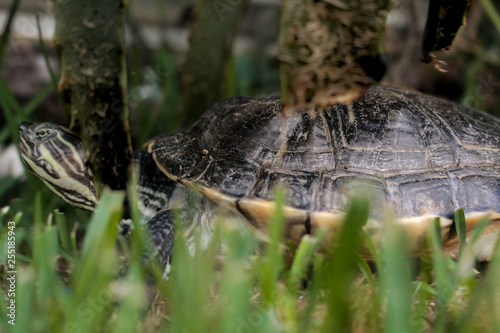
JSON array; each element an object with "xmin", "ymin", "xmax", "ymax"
[{"xmin": 0, "ymin": 0, "xmax": 499, "ymax": 215}]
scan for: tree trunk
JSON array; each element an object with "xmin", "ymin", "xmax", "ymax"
[
  {"xmin": 180, "ymin": 0, "xmax": 249, "ymax": 126},
  {"xmin": 54, "ymin": 0, "xmax": 132, "ymax": 192},
  {"xmin": 280, "ymin": 0, "xmax": 390, "ymax": 114}
]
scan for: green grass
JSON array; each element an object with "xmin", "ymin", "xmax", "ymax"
[{"xmin": 1, "ymin": 189, "xmax": 499, "ymax": 333}]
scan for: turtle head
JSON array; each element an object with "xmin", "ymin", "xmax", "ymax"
[{"xmin": 17, "ymin": 121, "xmax": 98, "ymax": 211}]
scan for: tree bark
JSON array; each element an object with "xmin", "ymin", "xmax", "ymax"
[
  {"xmin": 280, "ymin": 0, "xmax": 390, "ymax": 114},
  {"xmin": 53, "ymin": 0, "xmax": 132, "ymax": 192},
  {"xmin": 180, "ymin": 0, "xmax": 249, "ymax": 126}
]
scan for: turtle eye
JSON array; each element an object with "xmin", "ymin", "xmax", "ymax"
[{"xmin": 36, "ymin": 128, "xmax": 52, "ymax": 139}]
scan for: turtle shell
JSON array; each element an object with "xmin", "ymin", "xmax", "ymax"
[{"xmin": 149, "ymin": 86, "xmax": 500, "ymax": 254}]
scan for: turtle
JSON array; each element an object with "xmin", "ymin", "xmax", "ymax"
[{"xmin": 17, "ymin": 85, "xmax": 500, "ymax": 264}]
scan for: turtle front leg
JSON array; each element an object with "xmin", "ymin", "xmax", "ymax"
[{"xmin": 146, "ymin": 210, "xmax": 176, "ymax": 267}]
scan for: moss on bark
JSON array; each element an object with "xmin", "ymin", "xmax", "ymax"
[{"xmin": 280, "ymin": 0, "xmax": 390, "ymax": 113}]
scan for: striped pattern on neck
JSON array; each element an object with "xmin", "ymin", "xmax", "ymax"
[{"xmin": 17, "ymin": 122, "xmax": 98, "ymax": 211}]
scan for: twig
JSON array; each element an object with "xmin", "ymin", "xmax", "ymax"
[
  {"xmin": 35, "ymin": 15, "xmax": 57, "ymax": 88},
  {"xmin": 0, "ymin": 0, "xmax": 21, "ymax": 65},
  {"xmin": 35, "ymin": 15, "xmax": 70, "ymax": 119}
]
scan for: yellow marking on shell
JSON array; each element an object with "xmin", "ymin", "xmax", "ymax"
[
  {"xmin": 309, "ymin": 211, "xmax": 345, "ymax": 251},
  {"xmin": 237, "ymin": 197, "xmax": 307, "ymax": 230},
  {"xmin": 461, "ymin": 211, "xmax": 500, "ymax": 229},
  {"xmin": 175, "ymin": 180, "xmax": 312, "ymax": 247},
  {"xmin": 443, "ymin": 211, "xmax": 500, "ymax": 260},
  {"xmin": 310, "ymin": 211, "xmax": 344, "ymax": 232},
  {"xmin": 151, "ymin": 149, "xmax": 500, "ymax": 259},
  {"xmin": 227, "ymin": 190, "xmax": 500, "ymax": 259},
  {"xmin": 393, "ymin": 215, "xmax": 452, "ymax": 253},
  {"xmin": 151, "ymin": 153, "xmax": 178, "ymax": 182},
  {"xmin": 145, "ymin": 138, "xmax": 158, "ymax": 152},
  {"xmin": 454, "ymin": 218, "xmax": 500, "ymax": 261},
  {"xmin": 196, "ymin": 186, "xmax": 236, "ymax": 210},
  {"xmin": 309, "ymin": 212, "xmax": 453, "ymax": 253}
]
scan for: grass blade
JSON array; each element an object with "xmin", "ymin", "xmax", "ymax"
[
  {"xmin": 454, "ymin": 208, "xmax": 467, "ymax": 255},
  {"xmin": 321, "ymin": 194, "xmax": 370, "ymax": 332},
  {"xmin": 54, "ymin": 210, "xmax": 71, "ymax": 253},
  {"xmin": 288, "ymin": 233, "xmax": 323, "ymax": 289},
  {"xmin": 257, "ymin": 187, "xmax": 287, "ymax": 303},
  {"xmin": 217, "ymin": 226, "xmax": 256, "ymax": 333},
  {"xmin": 428, "ymin": 217, "xmax": 456, "ymax": 332},
  {"xmin": 382, "ymin": 219, "xmax": 414, "ymax": 333}
]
